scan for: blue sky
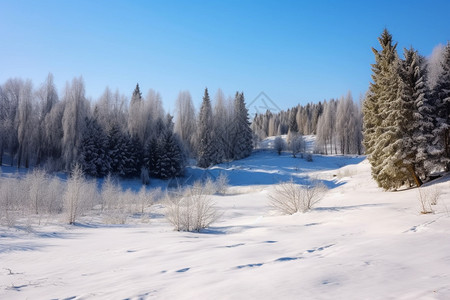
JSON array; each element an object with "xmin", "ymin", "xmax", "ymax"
[{"xmin": 1, "ymin": 0, "xmax": 449, "ymax": 113}]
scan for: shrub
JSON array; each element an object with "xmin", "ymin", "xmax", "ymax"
[
  {"xmin": 274, "ymin": 136, "xmax": 286, "ymax": 155},
  {"xmin": 288, "ymin": 133, "xmax": 305, "ymax": 158},
  {"xmin": 63, "ymin": 164, "xmax": 96, "ymax": 224},
  {"xmin": 418, "ymin": 186, "xmax": 441, "ymax": 214},
  {"xmin": 165, "ymin": 181, "xmax": 220, "ymax": 232},
  {"xmin": 215, "ymin": 172, "xmax": 229, "ymax": 195},
  {"xmin": 269, "ymin": 179, "xmax": 327, "ymax": 214}
]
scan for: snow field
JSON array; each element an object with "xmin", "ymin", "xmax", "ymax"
[{"xmin": 1, "ymin": 153, "xmax": 450, "ymax": 299}]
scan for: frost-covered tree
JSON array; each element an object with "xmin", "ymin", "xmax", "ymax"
[
  {"xmin": 288, "ymin": 132, "xmax": 305, "ymax": 158},
  {"xmin": 315, "ymin": 100, "xmax": 336, "ymax": 154},
  {"xmin": 231, "ymin": 92, "xmax": 253, "ymax": 160},
  {"xmin": 155, "ymin": 115, "xmax": 185, "ymax": 179},
  {"xmin": 430, "ymin": 42, "xmax": 450, "ymax": 171},
  {"xmin": 212, "ymin": 89, "xmax": 229, "ymax": 162},
  {"xmin": 35, "ymin": 73, "xmax": 59, "ymax": 165},
  {"xmin": 43, "ymin": 100, "xmax": 65, "ymax": 166},
  {"xmin": 128, "ymin": 83, "xmax": 143, "ymax": 143},
  {"xmin": 363, "ymin": 29, "xmax": 412, "ymax": 189},
  {"xmin": 274, "ymin": 136, "xmax": 285, "ymax": 155},
  {"xmin": 427, "ymin": 44, "xmax": 446, "ymax": 90},
  {"xmin": 78, "ymin": 116, "xmax": 110, "ymax": 177},
  {"xmin": 0, "ymin": 78, "xmax": 21, "ymax": 165},
  {"xmin": 16, "ymin": 80, "xmax": 36, "ymax": 168},
  {"xmin": 61, "ymin": 77, "xmax": 90, "ymax": 170},
  {"xmin": 174, "ymin": 90, "xmax": 197, "ymax": 156},
  {"xmin": 64, "ymin": 164, "xmax": 88, "ymax": 224},
  {"xmin": 398, "ymin": 48, "xmax": 433, "ymax": 184},
  {"xmin": 0, "ymin": 85, "xmax": 5, "ymax": 165},
  {"xmin": 197, "ymin": 88, "xmax": 216, "ymax": 168}
]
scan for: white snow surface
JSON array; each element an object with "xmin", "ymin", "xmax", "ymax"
[{"xmin": 1, "ymin": 151, "xmax": 450, "ymax": 299}]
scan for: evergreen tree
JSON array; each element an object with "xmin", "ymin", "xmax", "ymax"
[
  {"xmin": 231, "ymin": 92, "xmax": 253, "ymax": 160},
  {"xmin": 156, "ymin": 115, "xmax": 185, "ymax": 179},
  {"xmin": 128, "ymin": 135, "xmax": 144, "ymax": 177},
  {"xmin": 398, "ymin": 48, "xmax": 433, "ymax": 183},
  {"xmin": 197, "ymin": 88, "xmax": 216, "ymax": 168},
  {"xmin": 144, "ymin": 137, "xmax": 159, "ymax": 177},
  {"xmin": 363, "ymin": 29, "xmax": 411, "ymax": 189},
  {"xmin": 78, "ymin": 116, "xmax": 110, "ymax": 177},
  {"xmin": 430, "ymin": 43, "xmax": 450, "ymax": 171},
  {"xmin": 288, "ymin": 107, "xmax": 298, "ymax": 133},
  {"xmin": 107, "ymin": 122, "xmax": 135, "ymax": 177}
]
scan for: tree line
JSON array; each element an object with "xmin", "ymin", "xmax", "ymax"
[
  {"xmin": 251, "ymin": 93, "xmax": 363, "ymax": 155},
  {"xmin": 363, "ymin": 29, "xmax": 450, "ymax": 189},
  {"xmin": 0, "ymin": 76, "xmax": 253, "ymax": 180}
]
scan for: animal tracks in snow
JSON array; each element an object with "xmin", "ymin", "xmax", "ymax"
[
  {"xmin": 233, "ymin": 243, "xmax": 335, "ymax": 270},
  {"xmin": 403, "ymin": 217, "xmax": 440, "ymax": 233}
]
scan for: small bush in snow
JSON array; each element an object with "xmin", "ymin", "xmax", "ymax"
[
  {"xmin": 101, "ymin": 174, "xmax": 128, "ymax": 224},
  {"xmin": 274, "ymin": 136, "xmax": 285, "ymax": 155},
  {"xmin": 215, "ymin": 172, "xmax": 229, "ymax": 195},
  {"xmin": 165, "ymin": 181, "xmax": 220, "ymax": 232},
  {"xmin": 203, "ymin": 177, "xmax": 217, "ymax": 195},
  {"xmin": 288, "ymin": 133, "xmax": 305, "ymax": 158},
  {"xmin": 63, "ymin": 164, "xmax": 96, "ymax": 224},
  {"xmin": 418, "ymin": 186, "xmax": 441, "ymax": 214},
  {"xmin": 269, "ymin": 179, "xmax": 327, "ymax": 214},
  {"xmin": 305, "ymin": 153, "xmax": 313, "ymax": 162}
]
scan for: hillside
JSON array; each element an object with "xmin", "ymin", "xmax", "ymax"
[{"xmin": 1, "ymin": 149, "xmax": 450, "ymax": 299}]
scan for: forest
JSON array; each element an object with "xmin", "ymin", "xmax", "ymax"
[
  {"xmin": 363, "ymin": 30, "xmax": 450, "ymax": 189},
  {"xmin": 0, "ymin": 80, "xmax": 253, "ymax": 180},
  {"xmin": 0, "ymin": 30, "xmax": 449, "ymax": 192}
]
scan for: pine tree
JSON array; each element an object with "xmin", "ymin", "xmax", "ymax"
[
  {"xmin": 197, "ymin": 88, "xmax": 216, "ymax": 168},
  {"xmin": 156, "ymin": 115, "xmax": 185, "ymax": 179},
  {"xmin": 363, "ymin": 29, "xmax": 411, "ymax": 189},
  {"xmin": 430, "ymin": 42, "xmax": 450, "ymax": 171},
  {"xmin": 399, "ymin": 48, "xmax": 433, "ymax": 183},
  {"xmin": 78, "ymin": 116, "xmax": 110, "ymax": 177},
  {"xmin": 288, "ymin": 107, "xmax": 298, "ymax": 133},
  {"xmin": 144, "ymin": 137, "xmax": 159, "ymax": 177},
  {"xmin": 231, "ymin": 92, "xmax": 253, "ymax": 160},
  {"xmin": 128, "ymin": 135, "xmax": 143, "ymax": 177}
]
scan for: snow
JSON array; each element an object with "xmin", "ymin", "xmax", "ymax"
[{"xmin": 1, "ymin": 150, "xmax": 450, "ymax": 299}]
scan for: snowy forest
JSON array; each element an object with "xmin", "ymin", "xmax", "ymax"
[
  {"xmin": 0, "ymin": 80, "xmax": 253, "ymax": 180},
  {"xmin": 363, "ymin": 29, "xmax": 450, "ymax": 190},
  {"xmin": 251, "ymin": 92, "xmax": 363, "ymax": 155},
  {"xmin": 0, "ymin": 29, "xmax": 449, "ymax": 191}
]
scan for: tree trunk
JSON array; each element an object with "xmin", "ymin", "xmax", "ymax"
[{"xmin": 408, "ymin": 164, "xmax": 422, "ymax": 187}]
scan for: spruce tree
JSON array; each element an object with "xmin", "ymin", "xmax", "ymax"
[
  {"xmin": 399, "ymin": 48, "xmax": 433, "ymax": 183},
  {"xmin": 363, "ymin": 29, "xmax": 411, "ymax": 189},
  {"xmin": 431, "ymin": 43, "xmax": 450, "ymax": 171},
  {"xmin": 231, "ymin": 92, "xmax": 253, "ymax": 160},
  {"xmin": 144, "ymin": 137, "xmax": 159, "ymax": 177},
  {"xmin": 197, "ymin": 88, "xmax": 215, "ymax": 168},
  {"xmin": 78, "ymin": 116, "xmax": 110, "ymax": 177},
  {"xmin": 157, "ymin": 115, "xmax": 185, "ymax": 178}
]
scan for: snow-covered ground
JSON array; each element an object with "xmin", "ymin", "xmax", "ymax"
[{"xmin": 1, "ymin": 150, "xmax": 450, "ymax": 299}]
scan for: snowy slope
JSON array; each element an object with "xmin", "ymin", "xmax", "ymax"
[{"xmin": 1, "ymin": 154, "xmax": 450, "ymax": 299}]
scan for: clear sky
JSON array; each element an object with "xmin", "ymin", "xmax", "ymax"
[{"xmin": 1, "ymin": 0, "xmax": 449, "ymax": 113}]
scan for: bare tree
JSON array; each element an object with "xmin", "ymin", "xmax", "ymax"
[
  {"xmin": 16, "ymin": 80, "xmax": 36, "ymax": 168},
  {"xmin": 274, "ymin": 136, "xmax": 285, "ymax": 155},
  {"xmin": 269, "ymin": 179, "xmax": 327, "ymax": 214},
  {"xmin": 165, "ymin": 181, "xmax": 220, "ymax": 232},
  {"xmin": 62, "ymin": 77, "xmax": 90, "ymax": 170},
  {"xmin": 64, "ymin": 164, "xmax": 90, "ymax": 224},
  {"xmin": 35, "ymin": 73, "xmax": 59, "ymax": 165},
  {"xmin": 174, "ymin": 90, "xmax": 197, "ymax": 155},
  {"xmin": 288, "ymin": 132, "xmax": 305, "ymax": 158}
]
